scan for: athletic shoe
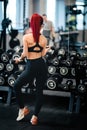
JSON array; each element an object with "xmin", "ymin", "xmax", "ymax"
[
  {"xmin": 30, "ymin": 115, "xmax": 38, "ymax": 125},
  {"xmin": 16, "ymin": 106, "xmax": 30, "ymax": 121}
]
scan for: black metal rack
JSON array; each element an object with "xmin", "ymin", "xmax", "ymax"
[
  {"xmin": 0, "ymin": 0, "xmax": 8, "ymax": 51},
  {"xmin": 0, "ymin": 86, "xmax": 12, "ymax": 105}
]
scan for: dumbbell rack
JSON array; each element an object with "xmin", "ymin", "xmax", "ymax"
[{"xmin": 0, "ymin": 47, "xmax": 85, "ymax": 113}]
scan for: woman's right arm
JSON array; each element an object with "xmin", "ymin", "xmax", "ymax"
[{"xmin": 41, "ymin": 37, "xmax": 51, "ymax": 57}]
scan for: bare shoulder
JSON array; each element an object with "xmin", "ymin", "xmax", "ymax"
[
  {"xmin": 23, "ymin": 33, "xmax": 33, "ymax": 46},
  {"xmin": 24, "ymin": 28, "xmax": 32, "ymax": 34},
  {"xmin": 23, "ymin": 33, "xmax": 32, "ymax": 39},
  {"xmin": 40, "ymin": 34, "xmax": 47, "ymax": 41},
  {"xmin": 39, "ymin": 35, "xmax": 47, "ymax": 46}
]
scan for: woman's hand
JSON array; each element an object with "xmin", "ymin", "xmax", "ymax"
[
  {"xmin": 14, "ymin": 57, "xmax": 22, "ymax": 64},
  {"xmin": 46, "ymin": 46, "xmax": 51, "ymax": 52}
]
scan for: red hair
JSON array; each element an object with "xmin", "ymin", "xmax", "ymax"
[{"xmin": 30, "ymin": 13, "xmax": 43, "ymax": 42}]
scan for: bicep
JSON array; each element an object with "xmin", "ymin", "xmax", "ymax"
[
  {"xmin": 22, "ymin": 37, "xmax": 28, "ymax": 57},
  {"xmin": 41, "ymin": 38, "xmax": 47, "ymax": 56}
]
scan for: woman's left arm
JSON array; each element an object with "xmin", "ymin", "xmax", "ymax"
[
  {"xmin": 20, "ymin": 35, "xmax": 28, "ymax": 60},
  {"xmin": 14, "ymin": 35, "xmax": 28, "ymax": 63}
]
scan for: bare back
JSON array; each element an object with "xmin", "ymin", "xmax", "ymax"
[{"xmin": 22, "ymin": 33, "xmax": 47, "ymax": 59}]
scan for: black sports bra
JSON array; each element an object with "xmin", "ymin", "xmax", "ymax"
[{"xmin": 28, "ymin": 42, "xmax": 43, "ymax": 53}]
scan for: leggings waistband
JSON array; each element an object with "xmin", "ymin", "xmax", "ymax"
[{"xmin": 27, "ymin": 57, "xmax": 43, "ymax": 62}]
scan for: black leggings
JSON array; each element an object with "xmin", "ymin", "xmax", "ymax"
[{"xmin": 14, "ymin": 57, "xmax": 47, "ymax": 116}]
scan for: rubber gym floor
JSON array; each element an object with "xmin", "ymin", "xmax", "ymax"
[{"xmin": 0, "ymin": 92, "xmax": 87, "ymax": 130}]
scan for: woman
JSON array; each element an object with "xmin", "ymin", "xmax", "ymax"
[{"xmin": 14, "ymin": 13, "xmax": 50, "ymax": 125}]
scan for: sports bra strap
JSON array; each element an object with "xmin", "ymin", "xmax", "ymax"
[{"xmin": 28, "ymin": 42, "xmax": 43, "ymax": 53}]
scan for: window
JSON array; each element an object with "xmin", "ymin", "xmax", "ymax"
[
  {"xmin": 47, "ymin": 0, "xmax": 56, "ymax": 28},
  {"xmin": 0, "ymin": 2, "xmax": 4, "ymax": 30},
  {"xmin": 76, "ymin": 1, "xmax": 84, "ymax": 30},
  {"xmin": 46, "ymin": 0, "xmax": 65, "ymax": 31},
  {"xmin": 0, "ymin": 0, "xmax": 24, "ymax": 31},
  {"xmin": 7, "ymin": 0, "xmax": 24, "ymax": 30},
  {"xmin": 7, "ymin": 0, "xmax": 16, "ymax": 28}
]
